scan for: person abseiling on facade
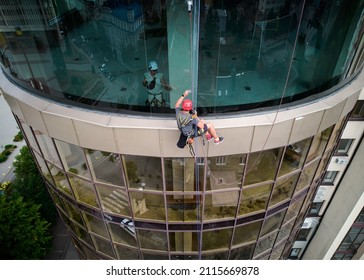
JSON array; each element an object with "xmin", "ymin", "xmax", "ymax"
[
  {"xmin": 175, "ymin": 89, "xmax": 224, "ymax": 145},
  {"xmin": 142, "ymin": 61, "xmax": 172, "ymax": 107}
]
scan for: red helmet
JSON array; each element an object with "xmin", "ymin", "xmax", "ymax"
[{"xmin": 182, "ymin": 99, "xmax": 193, "ymax": 111}]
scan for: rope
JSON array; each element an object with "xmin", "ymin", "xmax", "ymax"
[{"xmin": 196, "ymin": 0, "xmax": 308, "ymax": 187}]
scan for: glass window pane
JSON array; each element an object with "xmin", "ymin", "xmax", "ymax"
[
  {"xmin": 68, "ymin": 174, "xmax": 99, "ymax": 208},
  {"xmin": 107, "ymin": 222, "xmax": 137, "ymax": 247},
  {"xmin": 232, "ymin": 220, "xmax": 262, "ymax": 246},
  {"xmin": 260, "ymin": 210, "xmax": 286, "ymax": 237},
  {"xmin": 254, "ymin": 231, "xmax": 278, "ymax": 257},
  {"xmin": 86, "ymin": 149, "xmax": 124, "ymax": 186},
  {"xmin": 295, "ymin": 159, "xmax": 320, "ymax": 193},
  {"xmin": 138, "ymin": 229, "xmax": 168, "ymax": 251},
  {"xmin": 130, "ymin": 192, "xmax": 165, "ymax": 221},
  {"xmin": 96, "ymin": 184, "xmax": 130, "ymax": 217},
  {"xmin": 244, "ymin": 148, "xmax": 281, "ymax": 185},
  {"xmin": 279, "ymin": 139, "xmax": 310, "ymax": 176},
  {"xmin": 114, "ymin": 244, "xmax": 140, "ymax": 260},
  {"xmin": 307, "ymin": 126, "xmax": 333, "ymax": 162},
  {"xmin": 50, "ymin": 164, "xmax": 73, "ymax": 197},
  {"xmin": 55, "ymin": 140, "xmax": 90, "ymax": 179},
  {"xmin": 92, "ymin": 235, "xmax": 115, "ymax": 258},
  {"xmin": 269, "ymin": 173, "xmax": 299, "ymax": 207},
  {"xmin": 239, "ymin": 183, "xmax": 272, "ymax": 216},
  {"xmin": 34, "ymin": 132, "xmax": 62, "ymax": 167},
  {"xmin": 204, "ymin": 191, "xmax": 239, "ymax": 220},
  {"xmin": 202, "ymin": 228, "xmax": 233, "ymax": 251},
  {"xmin": 123, "ymin": 155, "xmax": 163, "ymax": 191},
  {"xmin": 229, "ymin": 243, "xmax": 255, "ymax": 260},
  {"xmin": 165, "ymin": 158, "xmax": 198, "ymax": 192},
  {"xmin": 82, "ymin": 211, "xmax": 108, "ymax": 239},
  {"xmin": 167, "ymin": 194, "xmax": 201, "ymax": 222},
  {"xmin": 61, "ymin": 197, "xmax": 84, "ymax": 226},
  {"xmin": 169, "ymin": 232, "xmax": 199, "ymax": 252},
  {"xmin": 206, "ymin": 155, "xmax": 246, "ymax": 190},
  {"xmin": 19, "ymin": 122, "xmax": 39, "ymax": 152}
]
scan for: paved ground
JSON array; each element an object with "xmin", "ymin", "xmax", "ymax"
[{"xmin": 43, "ymin": 216, "xmax": 80, "ymax": 260}]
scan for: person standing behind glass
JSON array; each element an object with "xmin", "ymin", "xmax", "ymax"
[{"xmin": 143, "ymin": 61, "xmax": 172, "ymax": 106}]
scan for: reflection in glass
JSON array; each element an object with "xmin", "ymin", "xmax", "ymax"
[
  {"xmin": 123, "ymin": 155, "xmax": 163, "ymax": 191},
  {"xmin": 130, "ymin": 192, "xmax": 165, "ymax": 221},
  {"xmin": 295, "ymin": 159, "xmax": 320, "ymax": 193},
  {"xmin": 114, "ymin": 244, "xmax": 140, "ymax": 260},
  {"xmin": 68, "ymin": 174, "xmax": 99, "ymax": 208},
  {"xmin": 306, "ymin": 126, "xmax": 332, "ymax": 163},
  {"xmin": 20, "ymin": 122, "xmax": 39, "ymax": 153},
  {"xmin": 138, "ymin": 229, "xmax": 168, "ymax": 251},
  {"xmin": 165, "ymin": 158, "xmax": 200, "ymax": 192},
  {"xmin": 232, "ymin": 220, "xmax": 262, "ymax": 246},
  {"xmin": 107, "ymin": 222, "xmax": 137, "ymax": 248},
  {"xmin": 87, "ymin": 150, "xmax": 124, "ymax": 186},
  {"xmin": 229, "ymin": 243, "xmax": 255, "ymax": 260},
  {"xmin": 284, "ymin": 198, "xmax": 304, "ymax": 222},
  {"xmin": 167, "ymin": 195, "xmax": 201, "ymax": 222},
  {"xmin": 239, "ymin": 183, "xmax": 272, "ymax": 216},
  {"xmin": 96, "ymin": 184, "xmax": 130, "ymax": 216},
  {"xmin": 260, "ymin": 210, "xmax": 286, "ymax": 237},
  {"xmin": 269, "ymin": 173, "xmax": 299, "ymax": 207},
  {"xmin": 205, "ymin": 155, "xmax": 246, "ymax": 190},
  {"xmin": 142, "ymin": 252, "xmax": 169, "ymax": 260},
  {"xmin": 92, "ymin": 235, "xmax": 115, "ymax": 259},
  {"xmin": 244, "ymin": 149, "xmax": 281, "ymax": 185},
  {"xmin": 55, "ymin": 140, "xmax": 90, "ymax": 179},
  {"xmin": 169, "ymin": 232, "xmax": 199, "ymax": 252},
  {"xmin": 35, "ymin": 132, "xmax": 62, "ymax": 166},
  {"xmin": 50, "ymin": 164, "xmax": 73, "ymax": 197},
  {"xmin": 279, "ymin": 139, "xmax": 310, "ymax": 176},
  {"xmin": 276, "ymin": 219, "xmax": 295, "ymax": 244},
  {"xmin": 204, "ymin": 191, "xmax": 239, "ymax": 220},
  {"xmin": 202, "ymin": 228, "xmax": 233, "ymax": 251},
  {"xmin": 61, "ymin": 197, "xmax": 84, "ymax": 226},
  {"xmin": 82, "ymin": 211, "xmax": 108, "ymax": 239},
  {"xmin": 254, "ymin": 231, "xmax": 278, "ymax": 257}
]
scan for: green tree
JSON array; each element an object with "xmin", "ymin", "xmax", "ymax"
[
  {"xmin": 0, "ymin": 195, "xmax": 52, "ymax": 259},
  {"xmin": 10, "ymin": 146, "xmax": 56, "ymax": 224}
]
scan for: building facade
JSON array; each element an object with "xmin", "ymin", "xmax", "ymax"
[{"xmin": 0, "ymin": 0, "xmax": 363, "ymax": 260}]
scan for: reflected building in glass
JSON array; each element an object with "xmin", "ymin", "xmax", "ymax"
[{"xmin": 0, "ymin": 0, "xmax": 363, "ymax": 260}]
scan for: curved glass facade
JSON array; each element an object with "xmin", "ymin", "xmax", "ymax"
[
  {"xmin": 0, "ymin": 0, "xmax": 363, "ymax": 115},
  {"xmin": 19, "ymin": 117, "xmax": 342, "ymax": 259}
]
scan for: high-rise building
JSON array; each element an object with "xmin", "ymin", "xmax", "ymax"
[{"xmin": 0, "ymin": 0, "xmax": 363, "ymax": 260}]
